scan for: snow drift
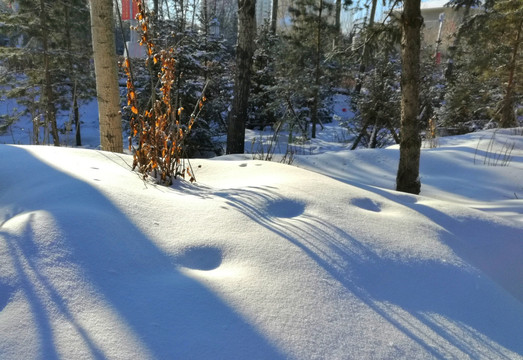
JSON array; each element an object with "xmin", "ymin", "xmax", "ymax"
[{"xmin": 1, "ymin": 129, "xmax": 523, "ymax": 359}]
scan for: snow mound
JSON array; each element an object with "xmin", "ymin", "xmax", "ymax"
[{"xmin": 1, "ymin": 143, "xmax": 522, "ymax": 359}]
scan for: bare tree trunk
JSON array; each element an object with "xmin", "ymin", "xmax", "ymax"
[
  {"xmin": 74, "ymin": 83, "xmax": 82, "ymax": 146},
  {"xmin": 499, "ymin": 17, "xmax": 522, "ymax": 128},
  {"xmin": 202, "ymin": 0, "xmax": 209, "ymax": 33},
  {"xmin": 310, "ymin": 0, "xmax": 324, "ymax": 139},
  {"xmin": 226, "ymin": 0, "xmax": 256, "ymax": 154},
  {"xmin": 30, "ymin": 89, "xmax": 40, "ymax": 145},
  {"xmin": 396, "ymin": 0, "xmax": 422, "ymax": 194},
  {"xmin": 164, "ymin": 0, "xmax": 172, "ymax": 20},
  {"xmin": 153, "ymin": 0, "xmax": 159, "ymax": 15},
  {"xmin": 191, "ymin": 0, "xmax": 197, "ymax": 28},
  {"xmin": 271, "ymin": 0, "xmax": 278, "ymax": 33},
  {"xmin": 335, "ymin": 0, "xmax": 341, "ymax": 35},
  {"xmin": 89, "ymin": 0, "xmax": 123, "ymax": 153},
  {"xmin": 179, "ymin": 0, "xmax": 185, "ymax": 31}
]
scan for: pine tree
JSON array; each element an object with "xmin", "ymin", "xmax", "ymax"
[
  {"xmin": 350, "ymin": 53, "xmax": 401, "ymax": 148},
  {"xmin": 349, "ymin": 18, "xmax": 402, "ymax": 149},
  {"xmin": 249, "ymin": 21, "xmax": 280, "ymax": 130},
  {"xmin": 449, "ymin": 0, "xmax": 523, "ymax": 129},
  {"xmin": 0, "ymin": 0, "xmax": 94, "ymax": 145},
  {"xmin": 281, "ymin": 0, "xmax": 337, "ymax": 139}
]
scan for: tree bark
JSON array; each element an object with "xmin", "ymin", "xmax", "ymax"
[
  {"xmin": 396, "ymin": 0, "xmax": 422, "ymax": 194},
  {"xmin": 310, "ymin": 0, "xmax": 324, "ymax": 139},
  {"xmin": 153, "ymin": 0, "xmax": 159, "ymax": 15},
  {"xmin": 335, "ymin": 0, "xmax": 341, "ymax": 35},
  {"xmin": 74, "ymin": 84, "xmax": 82, "ymax": 146},
  {"xmin": 89, "ymin": 0, "xmax": 123, "ymax": 153},
  {"xmin": 226, "ymin": 0, "xmax": 256, "ymax": 154},
  {"xmin": 271, "ymin": 0, "xmax": 278, "ymax": 33}
]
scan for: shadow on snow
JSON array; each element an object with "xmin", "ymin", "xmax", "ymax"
[{"xmin": 0, "ymin": 145, "xmax": 285, "ymax": 360}]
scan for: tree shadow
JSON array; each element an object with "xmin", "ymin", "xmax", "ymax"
[
  {"xmin": 211, "ymin": 184, "xmax": 523, "ymax": 359},
  {"xmin": 355, "ymin": 182, "xmax": 523, "ymax": 303},
  {"xmin": 0, "ymin": 145, "xmax": 285, "ymax": 360}
]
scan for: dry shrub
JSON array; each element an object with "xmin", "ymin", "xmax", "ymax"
[{"xmin": 123, "ymin": 0, "xmax": 206, "ymax": 185}]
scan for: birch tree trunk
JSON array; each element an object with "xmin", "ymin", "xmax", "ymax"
[
  {"xmin": 226, "ymin": 0, "xmax": 256, "ymax": 154},
  {"xmin": 89, "ymin": 0, "xmax": 123, "ymax": 153},
  {"xmin": 396, "ymin": 0, "xmax": 422, "ymax": 194}
]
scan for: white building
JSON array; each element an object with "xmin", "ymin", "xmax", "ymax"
[{"xmin": 392, "ymin": 0, "xmax": 482, "ymax": 59}]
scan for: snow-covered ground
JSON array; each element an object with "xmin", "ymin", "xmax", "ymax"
[{"xmin": 1, "ymin": 98, "xmax": 523, "ymax": 359}]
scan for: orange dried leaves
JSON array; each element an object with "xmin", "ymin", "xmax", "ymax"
[{"xmin": 125, "ymin": 0, "xmax": 204, "ymax": 185}]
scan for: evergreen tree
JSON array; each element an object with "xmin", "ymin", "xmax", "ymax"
[
  {"xmin": 280, "ymin": 0, "xmax": 337, "ymax": 139},
  {"xmin": 439, "ymin": 62, "xmax": 497, "ymax": 131},
  {"xmin": 0, "ymin": 0, "xmax": 94, "ymax": 145},
  {"xmin": 350, "ymin": 53, "xmax": 401, "ymax": 148},
  {"xmin": 446, "ymin": 0, "xmax": 522, "ymax": 129},
  {"xmin": 121, "ymin": 3, "xmax": 233, "ymax": 157},
  {"xmin": 249, "ymin": 21, "xmax": 280, "ymax": 130},
  {"xmin": 349, "ymin": 18, "xmax": 402, "ymax": 149},
  {"xmin": 169, "ymin": 28, "xmax": 233, "ymax": 157}
]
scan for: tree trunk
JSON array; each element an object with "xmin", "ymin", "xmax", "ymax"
[
  {"xmin": 396, "ymin": 0, "xmax": 422, "ymax": 194},
  {"xmin": 30, "ymin": 91, "xmax": 40, "ymax": 145},
  {"xmin": 74, "ymin": 84, "xmax": 82, "ymax": 146},
  {"xmin": 179, "ymin": 0, "xmax": 185, "ymax": 31},
  {"xmin": 499, "ymin": 17, "xmax": 522, "ymax": 128},
  {"xmin": 153, "ymin": 0, "xmax": 159, "ymax": 15},
  {"xmin": 202, "ymin": 0, "xmax": 209, "ymax": 35},
  {"xmin": 271, "ymin": 0, "xmax": 278, "ymax": 33},
  {"xmin": 40, "ymin": 0, "xmax": 60, "ymax": 146},
  {"xmin": 310, "ymin": 0, "xmax": 324, "ymax": 139},
  {"xmin": 89, "ymin": 0, "xmax": 123, "ymax": 153},
  {"xmin": 335, "ymin": 0, "xmax": 341, "ymax": 35},
  {"xmin": 226, "ymin": 0, "xmax": 256, "ymax": 154}
]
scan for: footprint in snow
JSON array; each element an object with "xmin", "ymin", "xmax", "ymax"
[
  {"xmin": 265, "ymin": 198, "xmax": 306, "ymax": 218},
  {"xmin": 176, "ymin": 246, "xmax": 223, "ymax": 271},
  {"xmin": 351, "ymin": 198, "xmax": 382, "ymax": 213}
]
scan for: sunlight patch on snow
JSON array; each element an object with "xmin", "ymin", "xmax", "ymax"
[
  {"xmin": 1, "ymin": 125, "xmax": 523, "ymax": 359},
  {"xmin": 0, "ymin": 209, "xmax": 155, "ymax": 360}
]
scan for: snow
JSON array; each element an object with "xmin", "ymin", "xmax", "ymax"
[
  {"xmin": 420, "ymin": 0, "xmax": 451, "ymax": 10},
  {"xmin": 1, "ymin": 99, "xmax": 523, "ymax": 359}
]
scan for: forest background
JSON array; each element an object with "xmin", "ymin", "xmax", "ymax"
[{"xmin": 0, "ymin": 0, "xmax": 521, "ymax": 183}]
